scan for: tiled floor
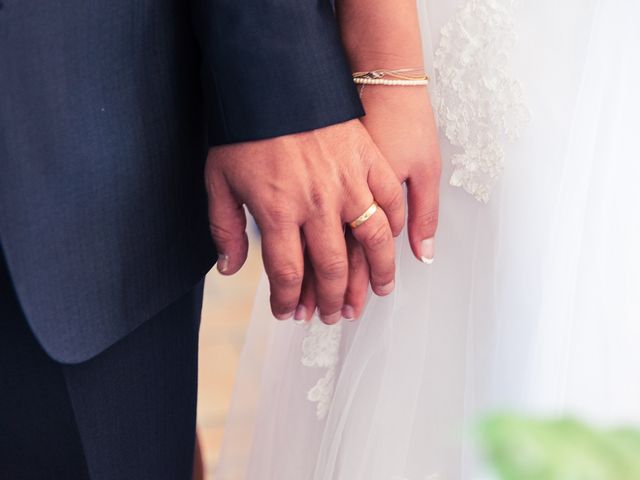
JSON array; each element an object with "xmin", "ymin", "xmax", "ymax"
[{"xmin": 196, "ymin": 242, "xmax": 263, "ymax": 479}]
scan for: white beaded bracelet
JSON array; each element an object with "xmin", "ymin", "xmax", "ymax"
[{"xmin": 352, "ymin": 77, "xmax": 429, "ymax": 86}]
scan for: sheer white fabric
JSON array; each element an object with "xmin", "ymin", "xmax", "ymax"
[
  {"xmin": 215, "ymin": 1, "xmax": 640, "ymax": 479},
  {"xmin": 432, "ymin": 0, "xmax": 529, "ymax": 203}
]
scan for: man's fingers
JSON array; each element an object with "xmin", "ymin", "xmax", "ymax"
[
  {"xmin": 343, "ymin": 230, "xmax": 369, "ymax": 320},
  {"xmin": 407, "ymin": 166, "xmax": 440, "ymax": 264},
  {"xmin": 368, "ymin": 155, "xmax": 405, "ymax": 236},
  {"xmin": 303, "ymin": 218, "xmax": 348, "ymax": 325},
  {"xmin": 207, "ymin": 177, "xmax": 249, "ymax": 275},
  {"xmin": 346, "ymin": 195, "xmax": 396, "ymax": 297},
  {"xmin": 260, "ymin": 225, "xmax": 304, "ymax": 320}
]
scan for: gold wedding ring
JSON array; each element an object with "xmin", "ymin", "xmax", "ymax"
[{"xmin": 349, "ymin": 202, "xmax": 379, "ymax": 229}]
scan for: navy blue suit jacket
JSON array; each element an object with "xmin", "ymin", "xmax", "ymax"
[{"xmin": 0, "ymin": 0, "xmax": 363, "ymax": 363}]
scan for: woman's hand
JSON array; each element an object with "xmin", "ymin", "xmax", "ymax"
[
  {"xmin": 360, "ymin": 85, "xmax": 441, "ymax": 263},
  {"xmin": 295, "ymin": 90, "xmax": 441, "ymax": 322},
  {"xmin": 341, "ymin": 87, "xmax": 441, "ymax": 319}
]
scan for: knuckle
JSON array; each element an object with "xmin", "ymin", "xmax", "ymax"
[
  {"xmin": 339, "ymin": 174, "xmax": 358, "ymax": 200},
  {"xmin": 387, "ymin": 186, "xmax": 405, "ymax": 213},
  {"xmin": 414, "ymin": 208, "xmax": 439, "ymax": 232},
  {"xmin": 257, "ymin": 203, "xmax": 297, "ymax": 230},
  {"xmin": 316, "ymin": 257, "xmax": 348, "ymax": 281},
  {"xmin": 209, "ymin": 222, "xmax": 240, "ymax": 244},
  {"xmin": 270, "ymin": 268, "xmax": 303, "ymax": 289},
  {"xmin": 309, "ymin": 186, "xmax": 328, "ymax": 212},
  {"xmin": 364, "ymin": 223, "xmax": 393, "ymax": 252}
]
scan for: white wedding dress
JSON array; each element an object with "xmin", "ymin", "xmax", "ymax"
[{"xmin": 215, "ymin": 1, "xmax": 640, "ymax": 479}]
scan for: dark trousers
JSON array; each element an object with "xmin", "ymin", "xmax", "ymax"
[{"xmin": 0, "ymin": 253, "xmax": 204, "ymax": 479}]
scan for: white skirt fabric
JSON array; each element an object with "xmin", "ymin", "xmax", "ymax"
[{"xmin": 215, "ymin": 1, "xmax": 640, "ymax": 479}]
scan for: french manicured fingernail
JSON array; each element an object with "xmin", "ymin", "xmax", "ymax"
[
  {"xmin": 342, "ymin": 305, "xmax": 355, "ymax": 320},
  {"xmin": 420, "ymin": 238, "xmax": 435, "ymax": 264},
  {"xmin": 377, "ymin": 280, "xmax": 395, "ymax": 296},
  {"xmin": 217, "ymin": 254, "xmax": 229, "ymax": 273},
  {"xmin": 293, "ymin": 305, "xmax": 307, "ymax": 322},
  {"xmin": 320, "ymin": 311, "xmax": 341, "ymax": 324},
  {"xmin": 275, "ymin": 311, "xmax": 295, "ymax": 321}
]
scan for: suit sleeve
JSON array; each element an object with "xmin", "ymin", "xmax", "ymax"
[{"xmin": 191, "ymin": 0, "xmax": 364, "ymax": 146}]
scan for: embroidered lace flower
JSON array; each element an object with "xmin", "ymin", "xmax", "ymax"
[
  {"xmin": 301, "ymin": 317, "xmax": 342, "ymax": 419},
  {"xmin": 432, "ymin": 0, "xmax": 529, "ymax": 203}
]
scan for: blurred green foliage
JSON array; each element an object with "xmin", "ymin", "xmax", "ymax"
[{"xmin": 477, "ymin": 414, "xmax": 640, "ymax": 480}]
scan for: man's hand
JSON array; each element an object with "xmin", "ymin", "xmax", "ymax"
[{"xmin": 205, "ymin": 119, "xmax": 404, "ymax": 323}]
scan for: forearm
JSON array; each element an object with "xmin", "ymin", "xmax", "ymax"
[
  {"xmin": 336, "ymin": 0, "xmax": 424, "ymax": 71},
  {"xmin": 191, "ymin": 0, "xmax": 363, "ymax": 145}
]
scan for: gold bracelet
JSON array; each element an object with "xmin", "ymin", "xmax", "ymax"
[{"xmin": 352, "ymin": 68, "xmax": 429, "ymax": 86}]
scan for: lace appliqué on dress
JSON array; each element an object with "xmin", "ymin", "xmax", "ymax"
[
  {"xmin": 301, "ymin": 317, "xmax": 342, "ymax": 419},
  {"xmin": 432, "ymin": 0, "xmax": 529, "ymax": 203}
]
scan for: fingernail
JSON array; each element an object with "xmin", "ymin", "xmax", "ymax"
[
  {"xmin": 275, "ymin": 311, "xmax": 295, "ymax": 321},
  {"xmin": 320, "ymin": 311, "xmax": 341, "ymax": 324},
  {"xmin": 342, "ymin": 305, "xmax": 355, "ymax": 320},
  {"xmin": 294, "ymin": 304, "xmax": 307, "ymax": 322},
  {"xmin": 217, "ymin": 253, "xmax": 229, "ymax": 273},
  {"xmin": 420, "ymin": 238, "xmax": 435, "ymax": 264},
  {"xmin": 377, "ymin": 280, "xmax": 395, "ymax": 296}
]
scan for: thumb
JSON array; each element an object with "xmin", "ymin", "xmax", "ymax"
[
  {"xmin": 407, "ymin": 167, "xmax": 440, "ymax": 264},
  {"xmin": 207, "ymin": 176, "xmax": 249, "ymax": 275}
]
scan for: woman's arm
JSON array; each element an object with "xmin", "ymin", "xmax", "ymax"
[
  {"xmin": 337, "ymin": 0, "xmax": 425, "ymax": 72},
  {"xmin": 337, "ymin": 0, "xmax": 441, "ymax": 265}
]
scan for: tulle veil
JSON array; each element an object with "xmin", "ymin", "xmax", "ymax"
[{"xmin": 215, "ymin": 1, "xmax": 640, "ymax": 478}]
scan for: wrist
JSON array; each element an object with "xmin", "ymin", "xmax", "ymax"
[{"xmin": 358, "ymin": 83, "xmax": 431, "ymax": 111}]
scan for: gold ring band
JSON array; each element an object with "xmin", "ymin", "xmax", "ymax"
[{"xmin": 349, "ymin": 202, "xmax": 379, "ymax": 229}]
